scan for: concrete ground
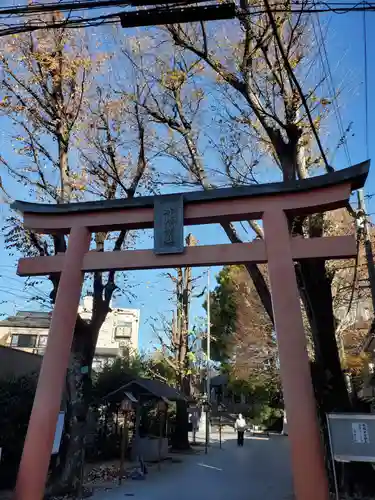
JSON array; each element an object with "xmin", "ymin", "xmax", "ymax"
[{"xmin": 92, "ymin": 430, "xmax": 294, "ymax": 500}]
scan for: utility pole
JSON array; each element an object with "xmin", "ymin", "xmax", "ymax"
[
  {"xmin": 357, "ymin": 189, "xmax": 375, "ymax": 312},
  {"xmin": 205, "ymin": 268, "xmax": 211, "ymax": 454},
  {"xmin": 207, "ymin": 268, "xmax": 211, "ymax": 401}
]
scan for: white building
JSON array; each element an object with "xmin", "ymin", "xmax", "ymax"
[
  {"xmin": 79, "ymin": 295, "xmax": 140, "ymax": 370},
  {"xmin": 0, "ymin": 296, "xmax": 140, "ymax": 371}
]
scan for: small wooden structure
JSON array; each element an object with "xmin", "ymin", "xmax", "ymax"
[{"xmin": 105, "ymin": 378, "xmax": 185, "ymax": 462}]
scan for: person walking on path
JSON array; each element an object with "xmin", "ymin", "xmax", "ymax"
[{"xmin": 235, "ymin": 414, "xmax": 246, "ymax": 446}]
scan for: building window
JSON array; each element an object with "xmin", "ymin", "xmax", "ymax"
[
  {"xmin": 11, "ymin": 334, "xmax": 37, "ymax": 348},
  {"xmin": 115, "ymin": 321, "xmax": 132, "ymax": 339},
  {"xmin": 10, "ymin": 335, "xmax": 19, "ymax": 347},
  {"xmin": 38, "ymin": 335, "xmax": 48, "ymax": 347}
]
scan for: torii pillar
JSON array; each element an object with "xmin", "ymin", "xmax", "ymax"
[{"xmin": 11, "ymin": 161, "xmax": 370, "ymax": 500}]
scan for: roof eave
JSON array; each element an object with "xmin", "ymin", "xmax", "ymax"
[{"xmin": 11, "ymin": 161, "xmax": 370, "ymax": 216}]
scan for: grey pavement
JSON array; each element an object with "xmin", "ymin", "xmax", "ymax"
[{"xmin": 92, "ymin": 431, "xmax": 294, "ymax": 500}]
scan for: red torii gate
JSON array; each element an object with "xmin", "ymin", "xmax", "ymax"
[{"xmin": 12, "ymin": 161, "xmax": 369, "ymax": 500}]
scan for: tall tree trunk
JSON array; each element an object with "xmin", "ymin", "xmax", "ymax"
[
  {"xmin": 299, "ymin": 260, "xmax": 350, "ymax": 412},
  {"xmin": 47, "ymin": 318, "xmax": 96, "ymax": 496},
  {"xmin": 292, "ymin": 213, "xmax": 351, "ymax": 412},
  {"xmin": 171, "ymin": 400, "xmax": 190, "ymax": 450},
  {"xmin": 171, "ymin": 241, "xmax": 195, "ymax": 451}
]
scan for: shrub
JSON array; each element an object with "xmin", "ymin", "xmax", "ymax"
[{"xmin": 0, "ymin": 373, "xmax": 37, "ymax": 488}]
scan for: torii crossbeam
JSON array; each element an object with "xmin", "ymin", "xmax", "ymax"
[{"xmin": 12, "ymin": 160, "xmax": 370, "ymax": 500}]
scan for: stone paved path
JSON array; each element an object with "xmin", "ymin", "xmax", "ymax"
[{"xmin": 92, "ymin": 431, "xmax": 294, "ymax": 500}]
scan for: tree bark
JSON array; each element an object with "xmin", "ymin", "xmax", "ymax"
[
  {"xmin": 298, "ymin": 260, "xmax": 351, "ymax": 412},
  {"xmin": 220, "ymin": 222, "xmax": 274, "ymax": 321},
  {"xmin": 47, "ymin": 318, "xmax": 96, "ymax": 496},
  {"xmin": 173, "ymin": 272, "xmax": 191, "ymax": 450},
  {"xmin": 171, "ymin": 400, "xmax": 190, "ymax": 451}
]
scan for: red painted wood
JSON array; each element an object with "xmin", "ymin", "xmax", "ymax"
[
  {"xmin": 17, "ymin": 236, "xmax": 356, "ymax": 276},
  {"xmin": 22, "ymin": 183, "xmax": 350, "ymax": 234},
  {"xmin": 263, "ymin": 209, "xmax": 330, "ymax": 500},
  {"xmin": 14, "ymin": 227, "xmax": 91, "ymax": 500}
]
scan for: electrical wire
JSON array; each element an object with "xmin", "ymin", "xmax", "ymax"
[
  {"xmin": 312, "ymin": 7, "xmax": 352, "ymax": 167},
  {"xmin": 1, "ymin": 1, "xmax": 375, "ymax": 23},
  {"xmin": 250, "ymin": 2, "xmax": 375, "ymax": 12},
  {"xmin": 0, "ymin": 0, "xmax": 370, "ymax": 16},
  {"xmin": 1, "ymin": 0, "xmax": 374, "ymax": 14},
  {"xmin": 0, "ymin": 7, "xmax": 374, "ymax": 41},
  {"xmin": 0, "ymin": 0, "xmax": 213, "ymax": 18},
  {"xmin": 0, "ymin": 1, "xmax": 147, "ymax": 15},
  {"xmin": 0, "ymin": 12, "xmax": 119, "ymax": 38},
  {"xmin": 341, "ymin": 229, "xmax": 361, "ymax": 323},
  {"xmin": 363, "ymin": 1, "xmax": 369, "ymax": 159},
  {"xmin": 263, "ymin": 0, "xmax": 333, "ymax": 173},
  {"xmin": 260, "ymin": 0, "xmax": 359, "ymax": 224}
]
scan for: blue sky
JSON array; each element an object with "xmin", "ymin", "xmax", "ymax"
[{"xmin": 0, "ymin": 5, "xmax": 374, "ymax": 351}]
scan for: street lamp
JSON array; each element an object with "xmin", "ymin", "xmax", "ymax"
[
  {"xmin": 206, "ymin": 268, "xmax": 211, "ymax": 402},
  {"xmin": 205, "ymin": 268, "xmax": 211, "ymax": 454}
]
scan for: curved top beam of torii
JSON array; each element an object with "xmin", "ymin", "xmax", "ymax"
[
  {"xmin": 10, "ymin": 160, "xmax": 370, "ymax": 235},
  {"xmin": 12, "ymin": 160, "xmax": 369, "ymax": 215}
]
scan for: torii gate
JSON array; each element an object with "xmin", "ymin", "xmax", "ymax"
[{"xmin": 12, "ymin": 161, "xmax": 369, "ymax": 500}]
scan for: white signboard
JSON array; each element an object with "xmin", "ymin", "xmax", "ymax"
[
  {"xmin": 352, "ymin": 422, "xmax": 370, "ymax": 444},
  {"xmin": 52, "ymin": 412, "xmax": 65, "ymax": 455},
  {"xmin": 327, "ymin": 413, "xmax": 375, "ymax": 463}
]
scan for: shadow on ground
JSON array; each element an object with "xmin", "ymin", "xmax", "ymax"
[{"xmin": 92, "ymin": 434, "xmax": 294, "ymax": 500}]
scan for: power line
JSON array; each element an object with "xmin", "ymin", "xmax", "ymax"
[
  {"xmin": 2, "ymin": 0, "xmax": 375, "ymax": 20},
  {"xmin": 363, "ymin": 2, "xmax": 369, "ymax": 159},
  {"xmin": 263, "ymin": 0, "xmax": 333, "ymax": 173},
  {"xmin": 357, "ymin": 190, "xmax": 375, "ymax": 313},
  {"xmin": 0, "ymin": 1, "xmax": 368, "ymax": 186},
  {"xmin": 0, "ymin": 0, "xmax": 206, "ymax": 16},
  {"xmin": 0, "ymin": 12, "xmax": 118, "ymax": 37},
  {"xmin": 259, "ymin": 0, "xmax": 359, "ymax": 225},
  {"xmin": 356, "ymin": 5, "xmax": 372, "ymax": 324},
  {"xmin": 312, "ymin": 6, "xmax": 352, "ymax": 166},
  {"xmin": 0, "ymin": 4, "xmax": 375, "ymax": 39},
  {"xmin": 0, "ymin": 0, "xmax": 369, "ymax": 15}
]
